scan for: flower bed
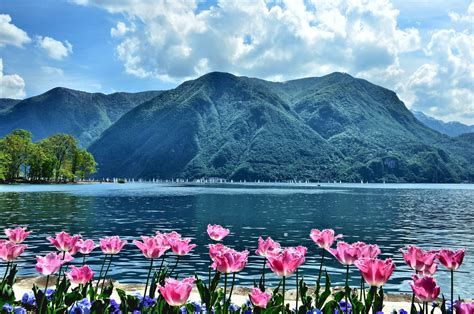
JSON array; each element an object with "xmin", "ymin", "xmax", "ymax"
[{"xmin": 0, "ymin": 226, "xmax": 472, "ymax": 314}]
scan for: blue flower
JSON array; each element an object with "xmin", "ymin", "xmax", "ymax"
[
  {"xmin": 13, "ymin": 307, "xmax": 27, "ymax": 314},
  {"xmin": 142, "ymin": 296, "xmax": 156, "ymax": 308},
  {"xmin": 191, "ymin": 301, "xmax": 202, "ymax": 312},
  {"xmin": 308, "ymin": 309, "xmax": 322, "ymax": 314},
  {"xmin": 180, "ymin": 306, "xmax": 187, "ymax": 313},
  {"xmin": 44, "ymin": 288, "xmax": 55, "ymax": 301},
  {"xmin": 2, "ymin": 304, "xmax": 13, "ymax": 313},
  {"xmin": 109, "ymin": 299, "xmax": 122, "ymax": 314},
  {"xmin": 69, "ymin": 298, "xmax": 91, "ymax": 314},
  {"xmin": 399, "ymin": 310, "xmax": 408, "ymax": 314},
  {"xmin": 228, "ymin": 304, "xmax": 240, "ymax": 312},
  {"xmin": 339, "ymin": 300, "xmax": 351, "ymax": 313},
  {"xmin": 21, "ymin": 291, "xmax": 36, "ymax": 306}
]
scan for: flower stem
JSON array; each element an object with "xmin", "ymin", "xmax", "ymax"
[
  {"xmin": 39, "ymin": 275, "xmax": 50, "ymax": 314},
  {"xmin": 170, "ymin": 255, "xmax": 180, "ymax": 278},
  {"xmin": 224, "ymin": 272, "xmax": 228, "ymax": 305},
  {"xmin": 317, "ymin": 249, "xmax": 325, "ymax": 286},
  {"xmin": 101, "ymin": 254, "xmax": 113, "ymax": 291},
  {"xmin": 296, "ymin": 268, "xmax": 299, "ymax": 311},
  {"xmin": 143, "ymin": 258, "xmax": 154, "ymax": 298},
  {"xmin": 95, "ymin": 254, "xmax": 108, "ymax": 292},
  {"xmin": 228, "ymin": 272, "xmax": 236, "ymax": 305},
  {"xmin": 451, "ymin": 269, "xmax": 454, "ymax": 314},
  {"xmin": 345, "ymin": 264, "xmax": 349, "ymax": 314},
  {"xmin": 261, "ymin": 257, "xmax": 266, "ymax": 287},
  {"xmin": 1, "ymin": 261, "xmax": 11, "ymax": 285},
  {"xmin": 82, "ymin": 255, "xmax": 86, "ymax": 266},
  {"xmin": 282, "ymin": 275, "xmax": 286, "ymax": 314}
]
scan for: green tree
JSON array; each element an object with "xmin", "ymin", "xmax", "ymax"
[
  {"xmin": 0, "ymin": 129, "xmax": 33, "ymax": 180},
  {"xmin": 27, "ymin": 144, "xmax": 55, "ymax": 181},
  {"xmin": 72, "ymin": 149, "xmax": 97, "ymax": 180},
  {"xmin": 0, "ymin": 151, "xmax": 10, "ymax": 181},
  {"xmin": 39, "ymin": 134, "xmax": 77, "ymax": 182}
]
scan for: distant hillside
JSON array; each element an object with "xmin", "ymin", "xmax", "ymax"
[
  {"xmin": 89, "ymin": 72, "xmax": 474, "ymax": 183},
  {"xmin": 411, "ymin": 110, "xmax": 474, "ymax": 137},
  {"xmin": 0, "ymin": 98, "xmax": 20, "ymax": 114},
  {"xmin": 0, "ymin": 88, "xmax": 161, "ymax": 147}
]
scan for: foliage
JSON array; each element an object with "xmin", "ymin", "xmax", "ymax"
[{"xmin": 0, "ymin": 129, "xmax": 97, "ymax": 182}]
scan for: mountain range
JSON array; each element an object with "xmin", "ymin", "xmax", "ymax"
[
  {"xmin": 411, "ymin": 110, "xmax": 474, "ymax": 137},
  {"xmin": 1, "ymin": 72, "xmax": 473, "ymax": 183}
]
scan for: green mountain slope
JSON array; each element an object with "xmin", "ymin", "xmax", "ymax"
[
  {"xmin": 0, "ymin": 88, "xmax": 161, "ymax": 147},
  {"xmin": 411, "ymin": 110, "xmax": 474, "ymax": 137},
  {"xmin": 89, "ymin": 72, "xmax": 474, "ymax": 182}
]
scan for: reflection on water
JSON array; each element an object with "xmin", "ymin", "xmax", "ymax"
[{"xmin": 0, "ymin": 183, "xmax": 473, "ymax": 296}]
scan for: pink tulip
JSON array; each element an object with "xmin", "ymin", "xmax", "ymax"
[
  {"xmin": 66, "ymin": 265, "xmax": 95, "ymax": 285},
  {"xmin": 401, "ymin": 246, "xmax": 437, "ymax": 273},
  {"xmin": 354, "ymin": 258, "xmax": 395, "ymax": 287},
  {"xmin": 163, "ymin": 231, "xmax": 182, "ymax": 243},
  {"xmin": 4, "ymin": 227, "xmax": 31, "ymax": 244},
  {"xmin": 168, "ymin": 237, "xmax": 196, "ymax": 256},
  {"xmin": 35, "ymin": 252, "xmax": 63, "ymax": 275},
  {"xmin": 209, "ymin": 244, "xmax": 249, "ymax": 273},
  {"xmin": 454, "ymin": 300, "xmax": 474, "ymax": 314},
  {"xmin": 354, "ymin": 242, "xmax": 381, "ymax": 259},
  {"xmin": 47, "ymin": 231, "xmax": 81, "ymax": 253},
  {"xmin": 255, "ymin": 237, "xmax": 281, "ymax": 257},
  {"xmin": 409, "ymin": 275, "xmax": 440, "ymax": 302},
  {"xmin": 76, "ymin": 239, "xmax": 96, "ymax": 255},
  {"xmin": 310, "ymin": 229, "xmax": 342, "ymax": 249},
  {"xmin": 327, "ymin": 242, "xmax": 360, "ymax": 265},
  {"xmin": 61, "ymin": 252, "xmax": 75, "ymax": 263},
  {"xmin": 266, "ymin": 246, "xmax": 307, "ymax": 277},
  {"xmin": 158, "ymin": 277, "xmax": 195, "ymax": 306},
  {"xmin": 207, "ymin": 224, "xmax": 230, "ymax": 241},
  {"xmin": 249, "ymin": 287, "xmax": 271, "ymax": 309},
  {"xmin": 437, "ymin": 249, "xmax": 465, "ymax": 271},
  {"xmin": 420, "ymin": 262, "xmax": 437, "ymax": 277},
  {"xmin": 100, "ymin": 236, "xmax": 128, "ymax": 255},
  {"xmin": 133, "ymin": 236, "xmax": 170, "ymax": 259},
  {"xmin": 0, "ymin": 241, "xmax": 27, "ymax": 261}
]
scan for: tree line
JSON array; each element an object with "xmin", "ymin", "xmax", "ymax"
[{"xmin": 0, "ymin": 129, "xmax": 97, "ymax": 183}]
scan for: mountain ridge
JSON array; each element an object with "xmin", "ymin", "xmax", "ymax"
[{"xmin": 411, "ymin": 110, "xmax": 474, "ymax": 137}]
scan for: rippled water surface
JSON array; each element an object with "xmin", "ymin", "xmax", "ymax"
[{"xmin": 0, "ymin": 183, "xmax": 473, "ymax": 296}]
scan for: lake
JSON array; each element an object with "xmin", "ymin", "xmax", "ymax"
[{"xmin": 0, "ymin": 183, "xmax": 473, "ymax": 297}]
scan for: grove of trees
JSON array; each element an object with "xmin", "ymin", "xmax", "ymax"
[{"xmin": 0, "ymin": 129, "xmax": 97, "ymax": 183}]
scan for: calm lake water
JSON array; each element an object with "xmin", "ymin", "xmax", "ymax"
[{"xmin": 0, "ymin": 183, "xmax": 473, "ymax": 296}]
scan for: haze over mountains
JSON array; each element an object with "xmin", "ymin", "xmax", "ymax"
[
  {"xmin": 411, "ymin": 110, "xmax": 474, "ymax": 137},
  {"xmin": 1, "ymin": 72, "xmax": 473, "ymax": 183}
]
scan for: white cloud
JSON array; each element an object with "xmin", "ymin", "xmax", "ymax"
[
  {"xmin": 0, "ymin": 59, "xmax": 26, "ymax": 99},
  {"xmin": 0, "ymin": 14, "xmax": 31, "ymax": 48},
  {"xmin": 73, "ymin": 0, "xmax": 420, "ymax": 83},
  {"xmin": 41, "ymin": 66, "xmax": 64, "ymax": 76},
  {"xmin": 36, "ymin": 36, "xmax": 73, "ymax": 60}
]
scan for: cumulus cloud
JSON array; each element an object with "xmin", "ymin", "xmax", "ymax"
[
  {"xmin": 0, "ymin": 14, "xmax": 31, "ymax": 48},
  {"xmin": 0, "ymin": 59, "xmax": 26, "ymax": 99},
  {"xmin": 73, "ymin": 0, "xmax": 420, "ymax": 83},
  {"xmin": 36, "ymin": 36, "xmax": 73, "ymax": 60}
]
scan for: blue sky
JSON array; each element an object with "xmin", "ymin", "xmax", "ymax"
[{"xmin": 0, "ymin": 0, "xmax": 473, "ymax": 124}]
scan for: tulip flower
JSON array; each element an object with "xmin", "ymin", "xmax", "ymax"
[
  {"xmin": 437, "ymin": 248, "xmax": 465, "ymax": 313},
  {"xmin": 327, "ymin": 241, "xmax": 360, "ymax": 266},
  {"xmin": 256, "ymin": 237, "xmax": 281, "ymax": 257},
  {"xmin": 410, "ymin": 275, "xmax": 440, "ymax": 302},
  {"xmin": 266, "ymin": 246, "xmax": 307, "ymax": 313},
  {"xmin": 133, "ymin": 236, "xmax": 170, "ymax": 259},
  {"xmin": 47, "ymin": 231, "xmax": 81, "ymax": 253},
  {"xmin": 255, "ymin": 237, "xmax": 281, "ymax": 287},
  {"xmin": 209, "ymin": 244, "xmax": 249, "ymax": 274},
  {"xmin": 354, "ymin": 242, "xmax": 381, "ymax": 259},
  {"xmin": 99, "ymin": 236, "xmax": 127, "ymax": 255},
  {"xmin": 0, "ymin": 241, "xmax": 27, "ymax": 262},
  {"xmin": 354, "ymin": 258, "xmax": 395, "ymax": 287},
  {"xmin": 66, "ymin": 265, "xmax": 95, "ymax": 285},
  {"xmin": 168, "ymin": 237, "xmax": 197, "ymax": 256},
  {"xmin": 400, "ymin": 246, "xmax": 437, "ymax": 274},
  {"xmin": 207, "ymin": 224, "xmax": 230, "ymax": 241},
  {"xmin": 454, "ymin": 300, "xmax": 474, "ymax": 314},
  {"xmin": 249, "ymin": 287, "xmax": 271, "ymax": 309},
  {"xmin": 36, "ymin": 252, "xmax": 63, "ymax": 312},
  {"xmin": 4, "ymin": 227, "xmax": 31, "ymax": 244},
  {"xmin": 162, "ymin": 231, "xmax": 182, "ymax": 243},
  {"xmin": 158, "ymin": 277, "xmax": 195, "ymax": 307},
  {"xmin": 437, "ymin": 249, "xmax": 465, "ymax": 271},
  {"xmin": 76, "ymin": 239, "xmax": 96, "ymax": 255},
  {"xmin": 310, "ymin": 229, "xmax": 342, "ymax": 250},
  {"xmin": 35, "ymin": 252, "xmax": 63, "ymax": 276}
]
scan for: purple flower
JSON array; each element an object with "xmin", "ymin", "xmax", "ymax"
[
  {"xmin": 399, "ymin": 310, "xmax": 408, "ymax": 314},
  {"xmin": 13, "ymin": 307, "xmax": 27, "ymax": 314},
  {"xmin": 109, "ymin": 299, "xmax": 122, "ymax": 314},
  {"xmin": 69, "ymin": 298, "xmax": 91, "ymax": 314},
  {"xmin": 2, "ymin": 304, "xmax": 13, "ymax": 313},
  {"xmin": 228, "ymin": 304, "xmax": 240, "ymax": 312},
  {"xmin": 21, "ymin": 291, "xmax": 36, "ymax": 306}
]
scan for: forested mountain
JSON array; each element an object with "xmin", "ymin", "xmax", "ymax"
[
  {"xmin": 0, "ymin": 88, "xmax": 161, "ymax": 147},
  {"xmin": 411, "ymin": 110, "xmax": 474, "ymax": 137},
  {"xmin": 88, "ymin": 72, "xmax": 474, "ymax": 183}
]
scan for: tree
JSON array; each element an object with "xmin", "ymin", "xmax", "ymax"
[
  {"xmin": 39, "ymin": 134, "xmax": 77, "ymax": 182},
  {"xmin": 27, "ymin": 144, "xmax": 55, "ymax": 181},
  {"xmin": 72, "ymin": 149, "xmax": 97, "ymax": 180},
  {"xmin": 0, "ymin": 151, "xmax": 10, "ymax": 181},
  {"xmin": 0, "ymin": 129, "xmax": 33, "ymax": 180}
]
